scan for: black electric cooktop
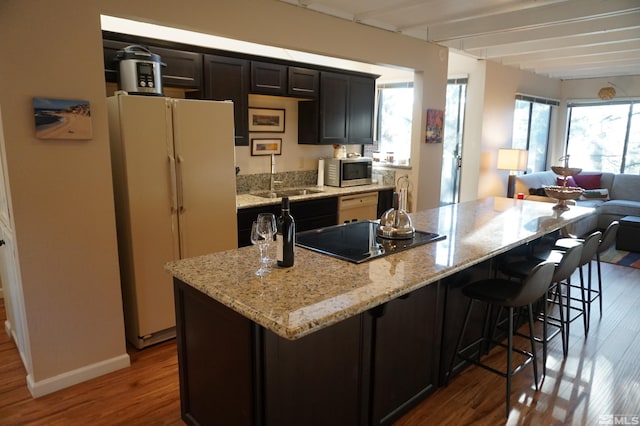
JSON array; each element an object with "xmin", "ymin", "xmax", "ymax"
[{"xmin": 296, "ymin": 220, "xmax": 446, "ymax": 264}]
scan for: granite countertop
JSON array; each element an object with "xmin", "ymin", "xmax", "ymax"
[
  {"xmin": 166, "ymin": 197, "xmax": 595, "ymax": 340},
  {"xmin": 236, "ymin": 183, "xmax": 395, "ymax": 209}
]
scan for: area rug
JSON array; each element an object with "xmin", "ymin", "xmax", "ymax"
[{"xmin": 599, "ymin": 247, "xmax": 640, "ymax": 269}]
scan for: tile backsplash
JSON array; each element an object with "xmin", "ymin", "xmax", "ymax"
[{"xmin": 236, "ymin": 168, "xmax": 397, "ymax": 194}]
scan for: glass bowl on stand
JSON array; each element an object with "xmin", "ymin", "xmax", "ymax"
[{"xmin": 544, "ymin": 164, "xmax": 583, "ymax": 211}]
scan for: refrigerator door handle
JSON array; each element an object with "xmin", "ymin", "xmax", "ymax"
[
  {"xmin": 168, "ymin": 155, "xmax": 178, "ymax": 212},
  {"xmin": 176, "ymin": 154, "xmax": 185, "ymax": 212}
]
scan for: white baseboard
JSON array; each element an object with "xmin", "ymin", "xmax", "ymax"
[{"xmin": 26, "ymin": 353, "xmax": 131, "ymax": 398}]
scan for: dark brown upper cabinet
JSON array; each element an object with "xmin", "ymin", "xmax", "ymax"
[
  {"xmin": 103, "ymin": 39, "xmax": 202, "ymax": 90},
  {"xmin": 288, "ymin": 67, "xmax": 319, "ymax": 98},
  {"xmin": 250, "ymin": 63, "xmax": 319, "ymax": 98},
  {"xmin": 203, "ymin": 54, "xmax": 250, "ymax": 146},
  {"xmin": 152, "ymin": 46, "xmax": 202, "ymax": 90},
  {"xmin": 251, "ymin": 61, "xmax": 287, "ymax": 96},
  {"xmin": 299, "ymin": 71, "xmax": 377, "ymax": 145}
]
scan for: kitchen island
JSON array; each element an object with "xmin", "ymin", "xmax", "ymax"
[{"xmin": 166, "ymin": 197, "xmax": 594, "ymax": 426}]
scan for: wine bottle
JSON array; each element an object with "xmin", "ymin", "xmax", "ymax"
[{"xmin": 277, "ymin": 197, "xmax": 295, "ymax": 267}]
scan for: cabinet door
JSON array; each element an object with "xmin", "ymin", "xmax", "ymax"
[
  {"xmin": 153, "ymin": 46, "xmax": 202, "ymax": 89},
  {"xmin": 319, "ymin": 72, "xmax": 349, "ymax": 145},
  {"xmin": 103, "ymin": 39, "xmax": 127, "ymax": 83},
  {"xmin": 370, "ymin": 284, "xmax": 441, "ymax": 425},
  {"xmin": 288, "ymin": 67, "xmax": 319, "ymax": 98},
  {"xmin": 291, "ymin": 197, "xmax": 338, "ymax": 232},
  {"xmin": 348, "ymin": 76, "xmax": 376, "ymax": 145},
  {"xmin": 251, "ymin": 61, "xmax": 286, "ymax": 95},
  {"xmin": 377, "ymin": 189, "xmax": 394, "ymax": 218},
  {"xmin": 263, "ymin": 314, "xmax": 366, "ymax": 426},
  {"xmin": 237, "ymin": 205, "xmax": 280, "ymax": 248},
  {"xmin": 103, "ymin": 41, "xmax": 203, "ymax": 91},
  {"xmin": 203, "ymin": 54, "xmax": 250, "ymax": 146}
]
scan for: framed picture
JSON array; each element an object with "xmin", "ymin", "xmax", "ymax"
[
  {"xmin": 251, "ymin": 138, "xmax": 282, "ymax": 156},
  {"xmin": 33, "ymin": 97, "xmax": 92, "ymax": 140},
  {"xmin": 425, "ymin": 108, "xmax": 444, "ymax": 144},
  {"xmin": 249, "ymin": 108, "xmax": 285, "ymax": 133}
]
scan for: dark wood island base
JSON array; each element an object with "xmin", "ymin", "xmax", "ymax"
[{"xmin": 174, "ymin": 275, "xmax": 451, "ymax": 426}]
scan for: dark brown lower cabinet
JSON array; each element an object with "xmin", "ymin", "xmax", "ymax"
[
  {"xmin": 370, "ymin": 283, "xmax": 442, "ymax": 425},
  {"xmin": 174, "ymin": 278, "xmax": 442, "ymax": 426},
  {"xmin": 263, "ymin": 314, "xmax": 369, "ymax": 426}
]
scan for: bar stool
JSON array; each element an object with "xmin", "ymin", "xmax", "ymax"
[
  {"xmin": 595, "ymin": 221, "xmax": 619, "ymax": 318},
  {"xmin": 448, "ymin": 261, "xmax": 556, "ymax": 417},
  {"xmin": 554, "ymin": 230, "xmax": 602, "ymax": 334},
  {"xmin": 499, "ymin": 243, "xmax": 584, "ymax": 358}
]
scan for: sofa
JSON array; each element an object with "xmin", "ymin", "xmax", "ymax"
[{"xmin": 515, "ymin": 171, "xmax": 640, "ymax": 237}]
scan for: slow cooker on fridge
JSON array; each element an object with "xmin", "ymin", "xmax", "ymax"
[{"xmin": 115, "ymin": 45, "xmax": 165, "ymax": 96}]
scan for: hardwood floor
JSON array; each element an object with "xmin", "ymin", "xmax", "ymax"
[{"xmin": 1, "ymin": 261, "xmax": 638, "ymax": 425}]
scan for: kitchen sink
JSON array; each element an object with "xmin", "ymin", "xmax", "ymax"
[{"xmin": 252, "ymin": 188, "xmax": 324, "ymax": 199}]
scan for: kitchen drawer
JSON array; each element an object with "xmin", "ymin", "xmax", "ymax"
[{"xmin": 338, "ymin": 192, "xmax": 378, "ymax": 224}]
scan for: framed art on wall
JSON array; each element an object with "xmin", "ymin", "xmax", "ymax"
[
  {"xmin": 33, "ymin": 97, "xmax": 92, "ymax": 140},
  {"xmin": 251, "ymin": 138, "xmax": 282, "ymax": 156},
  {"xmin": 425, "ymin": 109, "xmax": 444, "ymax": 144},
  {"xmin": 248, "ymin": 108, "xmax": 285, "ymax": 133}
]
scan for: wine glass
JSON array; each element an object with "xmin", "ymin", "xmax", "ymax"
[
  {"xmin": 257, "ymin": 213, "xmax": 277, "ymax": 267},
  {"xmin": 250, "ymin": 214, "xmax": 276, "ymax": 276}
]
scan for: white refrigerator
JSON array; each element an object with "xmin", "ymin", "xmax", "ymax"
[{"xmin": 108, "ymin": 93, "xmax": 238, "ymax": 348}]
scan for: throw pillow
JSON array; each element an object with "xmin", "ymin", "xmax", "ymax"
[
  {"xmin": 556, "ymin": 176, "xmax": 577, "ymax": 187},
  {"xmin": 579, "ymin": 188, "xmax": 609, "ymax": 200},
  {"xmin": 573, "ymin": 173, "xmax": 602, "ymax": 190}
]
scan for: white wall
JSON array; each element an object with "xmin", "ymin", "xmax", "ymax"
[{"xmin": 0, "ymin": 0, "xmax": 130, "ymax": 395}]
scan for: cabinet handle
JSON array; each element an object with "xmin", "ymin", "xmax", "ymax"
[
  {"xmin": 369, "ymin": 303, "xmax": 386, "ymax": 318},
  {"xmin": 168, "ymin": 155, "xmax": 178, "ymax": 212},
  {"xmin": 176, "ymin": 154, "xmax": 185, "ymax": 212}
]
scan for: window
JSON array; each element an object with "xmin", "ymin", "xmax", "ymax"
[
  {"xmin": 566, "ymin": 101, "xmax": 639, "ymax": 174},
  {"xmin": 511, "ymin": 94, "xmax": 556, "ymax": 173},
  {"xmin": 373, "ymin": 83, "xmax": 414, "ymax": 163}
]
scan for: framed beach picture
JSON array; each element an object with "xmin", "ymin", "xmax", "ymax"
[
  {"xmin": 248, "ymin": 108, "xmax": 285, "ymax": 133},
  {"xmin": 251, "ymin": 138, "xmax": 282, "ymax": 156},
  {"xmin": 425, "ymin": 108, "xmax": 444, "ymax": 144},
  {"xmin": 33, "ymin": 97, "xmax": 92, "ymax": 140}
]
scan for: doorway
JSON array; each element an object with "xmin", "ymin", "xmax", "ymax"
[{"xmin": 440, "ymin": 78, "xmax": 467, "ymax": 206}]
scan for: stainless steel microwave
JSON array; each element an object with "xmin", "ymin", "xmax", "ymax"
[{"xmin": 324, "ymin": 157, "xmax": 373, "ymax": 187}]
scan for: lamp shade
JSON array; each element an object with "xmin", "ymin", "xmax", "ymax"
[{"xmin": 497, "ymin": 148, "xmax": 528, "ymax": 172}]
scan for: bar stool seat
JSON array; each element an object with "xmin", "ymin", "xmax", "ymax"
[{"xmin": 448, "ymin": 261, "xmax": 556, "ymax": 417}]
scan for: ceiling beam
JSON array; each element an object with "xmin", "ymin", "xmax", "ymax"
[
  {"xmin": 439, "ymin": 11, "xmax": 640, "ymax": 51},
  {"xmin": 474, "ymin": 28, "xmax": 640, "ymax": 59},
  {"xmin": 499, "ymin": 40, "xmax": 640, "ymax": 66},
  {"xmin": 409, "ymin": 0, "xmax": 640, "ymax": 41}
]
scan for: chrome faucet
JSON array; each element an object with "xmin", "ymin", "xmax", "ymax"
[{"xmin": 270, "ymin": 154, "xmax": 282, "ymax": 192}]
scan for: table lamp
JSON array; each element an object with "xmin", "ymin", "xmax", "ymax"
[{"xmin": 497, "ymin": 148, "xmax": 528, "ymax": 198}]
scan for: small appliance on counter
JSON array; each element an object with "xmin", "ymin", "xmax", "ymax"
[
  {"xmin": 324, "ymin": 157, "xmax": 373, "ymax": 187},
  {"xmin": 115, "ymin": 45, "xmax": 165, "ymax": 96},
  {"xmin": 376, "ymin": 192, "xmax": 414, "ymax": 239}
]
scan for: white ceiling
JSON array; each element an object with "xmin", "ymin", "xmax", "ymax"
[{"xmin": 277, "ymin": 0, "xmax": 640, "ymax": 80}]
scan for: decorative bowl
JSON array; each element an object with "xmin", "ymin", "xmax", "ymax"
[
  {"xmin": 550, "ymin": 166, "xmax": 582, "ymax": 177},
  {"xmin": 543, "ymin": 185, "xmax": 583, "ymax": 211}
]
